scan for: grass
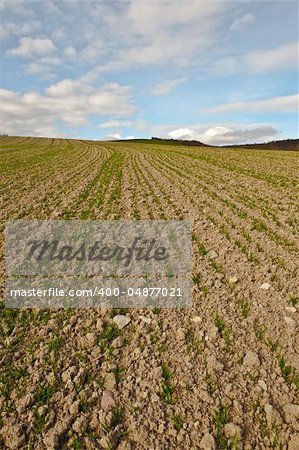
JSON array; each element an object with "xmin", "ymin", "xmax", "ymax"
[
  {"xmin": 111, "ymin": 403, "xmax": 122, "ymax": 428},
  {"xmin": 254, "ymin": 322, "xmax": 267, "ymax": 342},
  {"xmin": 235, "ymin": 297, "xmax": 250, "ymax": 318},
  {"xmin": 33, "ymin": 411, "xmax": 47, "ymax": 434},
  {"xmin": 213, "ymin": 403, "xmax": 230, "ymax": 448},
  {"xmin": 0, "ymin": 365, "xmax": 27, "ymax": 399},
  {"xmin": 70, "ymin": 437, "xmax": 83, "ymax": 449},
  {"xmin": 205, "ymin": 373, "xmax": 217, "ymax": 394},
  {"xmin": 267, "ymin": 338, "xmax": 279, "ymax": 353},
  {"xmin": 185, "ymin": 327, "xmax": 202, "ymax": 354},
  {"xmin": 172, "ymin": 414, "xmax": 184, "ymax": 432},
  {"xmin": 289, "ymin": 296, "xmax": 298, "ymax": 307},
  {"xmin": 214, "ymin": 314, "xmax": 232, "ymax": 351},
  {"xmin": 113, "ymin": 366, "xmax": 125, "ymax": 384},
  {"xmin": 49, "ymin": 335, "xmax": 63, "ymax": 355},
  {"xmin": 98, "ymin": 323, "xmax": 119, "ymax": 353},
  {"xmin": 192, "ymin": 274, "xmax": 201, "ymax": 286},
  {"xmin": 161, "ymin": 364, "xmax": 176, "ymax": 405},
  {"xmin": 37, "ymin": 382, "xmax": 57, "ymax": 404},
  {"xmin": 278, "ymin": 356, "xmax": 299, "ymax": 390}
]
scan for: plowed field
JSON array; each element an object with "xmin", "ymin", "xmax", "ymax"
[{"xmin": 0, "ymin": 136, "xmax": 298, "ymax": 449}]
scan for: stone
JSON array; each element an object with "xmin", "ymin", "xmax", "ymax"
[
  {"xmin": 139, "ymin": 315, "xmax": 151, "ymax": 324},
  {"xmin": 257, "ymin": 379, "xmax": 267, "ymax": 391},
  {"xmin": 111, "ymin": 336, "xmax": 125, "ymax": 348},
  {"xmin": 72, "ymin": 416, "xmax": 87, "ymax": 434},
  {"xmin": 1, "ymin": 421, "xmax": 26, "ymax": 450},
  {"xmin": 243, "ymin": 351, "xmax": 260, "ymax": 368},
  {"xmin": 101, "ymin": 390, "xmax": 115, "ymax": 411},
  {"xmin": 288, "ymin": 433, "xmax": 299, "ymax": 450},
  {"xmin": 43, "ymin": 432, "xmax": 59, "ymax": 449},
  {"xmin": 206, "ymin": 355, "xmax": 224, "ymax": 373},
  {"xmin": 112, "ymin": 315, "xmax": 131, "ymax": 329},
  {"xmin": 191, "ymin": 316, "xmax": 202, "ymax": 323},
  {"xmin": 282, "ymin": 403, "xmax": 299, "ymax": 424},
  {"xmin": 206, "ymin": 250, "xmax": 218, "ymax": 259},
  {"xmin": 69, "ymin": 400, "xmax": 80, "ymax": 416},
  {"xmin": 43, "ymin": 420, "xmax": 70, "ymax": 449},
  {"xmin": 90, "ymin": 412, "xmax": 99, "ymax": 430},
  {"xmin": 99, "ymin": 436, "xmax": 111, "ymax": 448},
  {"xmin": 284, "ymin": 316, "xmax": 296, "ymax": 326},
  {"xmin": 105, "ymin": 372, "xmax": 117, "ymax": 390},
  {"xmin": 16, "ymin": 393, "xmax": 35, "ymax": 413},
  {"xmin": 96, "ymin": 319, "xmax": 103, "ymax": 331},
  {"xmin": 84, "ymin": 332, "xmax": 97, "ymax": 347},
  {"xmin": 260, "ymin": 283, "xmax": 271, "ymax": 290},
  {"xmin": 229, "ymin": 276, "xmax": 238, "ymax": 284},
  {"xmin": 223, "ymin": 423, "xmax": 241, "ymax": 440},
  {"xmin": 206, "ymin": 324, "xmax": 218, "ymax": 340},
  {"xmin": 285, "ymin": 306, "xmax": 297, "ymax": 313},
  {"xmin": 264, "ymin": 403, "xmax": 282, "ymax": 427},
  {"xmin": 199, "ymin": 433, "xmax": 216, "ymax": 450},
  {"xmin": 47, "ymin": 319, "xmax": 60, "ymax": 331},
  {"xmin": 61, "ymin": 366, "xmax": 77, "ymax": 383},
  {"xmin": 73, "ymin": 368, "xmax": 87, "ymax": 385}
]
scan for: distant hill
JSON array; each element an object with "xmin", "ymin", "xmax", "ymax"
[
  {"xmin": 223, "ymin": 139, "xmax": 299, "ymax": 151},
  {"xmin": 147, "ymin": 137, "xmax": 298, "ymax": 151}
]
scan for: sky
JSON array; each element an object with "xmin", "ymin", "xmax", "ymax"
[{"xmin": 0, "ymin": 0, "xmax": 298, "ymax": 145}]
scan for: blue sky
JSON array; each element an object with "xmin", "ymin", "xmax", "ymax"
[{"xmin": 0, "ymin": 0, "xmax": 298, "ymax": 144}]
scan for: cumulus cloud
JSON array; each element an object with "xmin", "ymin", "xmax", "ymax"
[
  {"xmin": 25, "ymin": 57, "xmax": 62, "ymax": 74},
  {"xmin": 64, "ymin": 46, "xmax": 77, "ymax": 57},
  {"xmin": 246, "ymin": 41, "xmax": 298, "ymax": 73},
  {"xmin": 151, "ymin": 78, "xmax": 185, "ymax": 96},
  {"xmin": 207, "ymin": 94, "xmax": 299, "ymax": 114},
  {"xmin": 168, "ymin": 128, "xmax": 199, "ymax": 140},
  {"xmin": 0, "ymin": 81, "xmax": 135, "ymax": 136},
  {"xmin": 75, "ymin": 0, "xmax": 228, "ymax": 76},
  {"xmin": 201, "ymin": 125, "xmax": 278, "ymax": 144},
  {"xmin": 98, "ymin": 119, "xmax": 148, "ymax": 131},
  {"xmin": 103, "ymin": 133, "xmax": 122, "ymax": 140},
  {"xmin": 102, "ymin": 133, "xmax": 135, "ymax": 141},
  {"xmin": 167, "ymin": 125, "xmax": 278, "ymax": 145},
  {"xmin": 230, "ymin": 14, "xmax": 254, "ymax": 31},
  {"xmin": 7, "ymin": 37, "xmax": 56, "ymax": 57},
  {"xmin": 127, "ymin": 1, "xmax": 224, "ymax": 36},
  {"xmin": 0, "ymin": 20, "xmax": 41, "ymax": 39}
]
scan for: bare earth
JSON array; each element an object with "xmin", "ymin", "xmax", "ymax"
[{"xmin": 0, "ymin": 136, "xmax": 298, "ymax": 449}]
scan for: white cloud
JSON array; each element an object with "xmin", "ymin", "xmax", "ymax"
[
  {"xmin": 168, "ymin": 128, "xmax": 199, "ymax": 140},
  {"xmin": 98, "ymin": 118, "xmax": 148, "ymax": 131},
  {"xmin": 151, "ymin": 78, "xmax": 185, "ymax": 96},
  {"xmin": 246, "ymin": 41, "xmax": 298, "ymax": 73},
  {"xmin": 0, "ymin": 81, "xmax": 135, "ymax": 136},
  {"xmin": 103, "ymin": 133, "xmax": 122, "ymax": 140},
  {"xmin": 98, "ymin": 120, "xmax": 134, "ymax": 129},
  {"xmin": 7, "ymin": 37, "xmax": 56, "ymax": 58},
  {"xmin": 25, "ymin": 57, "xmax": 62, "ymax": 74},
  {"xmin": 0, "ymin": 24, "xmax": 7, "ymax": 39},
  {"xmin": 64, "ymin": 46, "xmax": 77, "ymax": 58},
  {"xmin": 0, "ymin": 21, "xmax": 41, "ymax": 39},
  {"xmin": 230, "ymin": 14, "xmax": 254, "ymax": 31},
  {"xmin": 127, "ymin": 1, "xmax": 224, "ymax": 36},
  {"xmin": 167, "ymin": 125, "xmax": 278, "ymax": 145},
  {"xmin": 103, "ymin": 133, "xmax": 136, "ymax": 140},
  {"xmin": 207, "ymin": 94, "xmax": 299, "ymax": 114},
  {"xmin": 78, "ymin": 0, "xmax": 228, "ymax": 77}
]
